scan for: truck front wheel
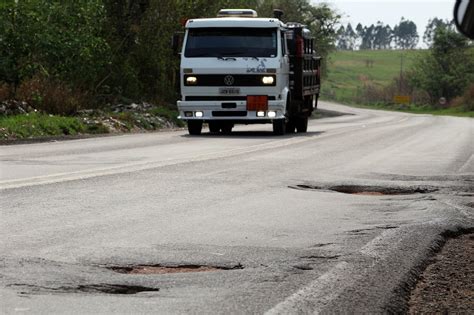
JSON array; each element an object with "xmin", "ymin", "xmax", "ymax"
[
  {"xmin": 187, "ymin": 120, "xmax": 203, "ymax": 135},
  {"xmin": 286, "ymin": 118, "xmax": 296, "ymax": 133},
  {"xmin": 273, "ymin": 119, "xmax": 286, "ymax": 135}
]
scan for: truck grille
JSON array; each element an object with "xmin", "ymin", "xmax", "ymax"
[{"xmin": 184, "ymin": 75, "xmax": 276, "ymax": 86}]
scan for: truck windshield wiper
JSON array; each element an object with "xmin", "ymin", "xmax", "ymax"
[{"xmin": 249, "ymin": 56, "xmax": 259, "ymax": 61}]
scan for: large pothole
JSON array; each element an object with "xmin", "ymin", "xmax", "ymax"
[
  {"xmin": 108, "ymin": 264, "xmax": 244, "ymax": 275},
  {"xmin": 290, "ymin": 184, "xmax": 438, "ymax": 196}
]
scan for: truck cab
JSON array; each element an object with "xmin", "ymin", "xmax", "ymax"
[{"xmin": 177, "ymin": 9, "xmax": 320, "ymax": 135}]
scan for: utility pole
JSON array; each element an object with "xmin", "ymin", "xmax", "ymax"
[{"xmin": 399, "ymin": 52, "xmax": 404, "ymax": 93}]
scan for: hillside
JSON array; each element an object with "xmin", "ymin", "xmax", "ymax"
[{"xmin": 322, "ymin": 50, "xmax": 425, "ymax": 104}]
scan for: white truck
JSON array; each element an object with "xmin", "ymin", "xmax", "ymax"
[{"xmin": 175, "ymin": 9, "xmax": 321, "ymax": 135}]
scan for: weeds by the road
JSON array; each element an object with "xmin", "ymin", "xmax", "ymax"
[
  {"xmin": 0, "ymin": 113, "xmax": 86, "ymax": 139},
  {"xmin": 0, "ymin": 106, "xmax": 183, "ymax": 141}
]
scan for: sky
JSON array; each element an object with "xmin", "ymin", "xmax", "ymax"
[{"xmin": 314, "ymin": 0, "xmax": 454, "ymax": 45}]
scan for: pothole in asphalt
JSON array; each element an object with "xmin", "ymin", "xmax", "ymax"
[
  {"xmin": 107, "ymin": 264, "xmax": 244, "ymax": 275},
  {"xmin": 293, "ymin": 265, "xmax": 313, "ymax": 271},
  {"xmin": 290, "ymin": 184, "xmax": 438, "ymax": 195},
  {"xmin": 300, "ymin": 255, "xmax": 341, "ymax": 260},
  {"xmin": 73, "ymin": 284, "xmax": 159, "ymax": 294},
  {"xmin": 12, "ymin": 283, "xmax": 159, "ymax": 295}
]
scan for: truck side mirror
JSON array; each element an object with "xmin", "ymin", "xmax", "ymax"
[
  {"xmin": 172, "ymin": 33, "xmax": 183, "ymax": 56},
  {"xmin": 454, "ymin": 0, "xmax": 474, "ymax": 39}
]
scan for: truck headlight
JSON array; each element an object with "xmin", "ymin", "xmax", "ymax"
[
  {"xmin": 262, "ymin": 76, "xmax": 275, "ymax": 85},
  {"xmin": 186, "ymin": 76, "xmax": 197, "ymax": 85}
]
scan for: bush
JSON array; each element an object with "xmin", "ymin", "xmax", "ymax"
[
  {"xmin": 451, "ymin": 84, "xmax": 474, "ymax": 111},
  {"xmin": 0, "ymin": 1, "xmax": 110, "ymax": 107},
  {"xmin": 407, "ymin": 28, "xmax": 474, "ymax": 104},
  {"xmin": 16, "ymin": 76, "xmax": 90, "ymax": 115}
]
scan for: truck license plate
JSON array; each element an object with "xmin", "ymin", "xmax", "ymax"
[{"xmin": 219, "ymin": 88, "xmax": 240, "ymax": 95}]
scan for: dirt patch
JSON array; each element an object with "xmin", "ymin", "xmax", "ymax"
[
  {"xmin": 108, "ymin": 264, "xmax": 243, "ymax": 275},
  {"xmin": 408, "ymin": 233, "xmax": 474, "ymax": 314}
]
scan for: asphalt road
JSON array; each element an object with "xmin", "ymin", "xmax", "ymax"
[{"xmin": 1, "ymin": 102, "xmax": 473, "ymax": 314}]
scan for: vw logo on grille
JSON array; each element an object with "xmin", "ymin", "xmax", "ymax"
[{"xmin": 224, "ymin": 75, "xmax": 235, "ymax": 86}]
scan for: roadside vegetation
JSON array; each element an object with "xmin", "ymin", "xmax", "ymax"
[
  {"xmin": 0, "ymin": 113, "xmax": 86, "ymax": 140},
  {"xmin": 1, "ymin": 1, "xmax": 471, "ymax": 141},
  {"xmin": 0, "ymin": 0, "xmax": 340, "ymax": 140},
  {"xmin": 0, "ymin": 102, "xmax": 186, "ymax": 140},
  {"xmin": 325, "ymin": 21, "xmax": 474, "ymax": 117}
]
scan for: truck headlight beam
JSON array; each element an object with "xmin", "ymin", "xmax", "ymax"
[
  {"xmin": 186, "ymin": 76, "xmax": 198, "ymax": 85},
  {"xmin": 262, "ymin": 76, "xmax": 275, "ymax": 85}
]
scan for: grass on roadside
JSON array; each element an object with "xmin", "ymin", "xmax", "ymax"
[
  {"xmin": 0, "ymin": 113, "xmax": 87, "ymax": 139},
  {"xmin": 0, "ymin": 106, "xmax": 184, "ymax": 140}
]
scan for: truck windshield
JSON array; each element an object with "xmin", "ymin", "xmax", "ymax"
[{"xmin": 184, "ymin": 28, "xmax": 277, "ymax": 58}]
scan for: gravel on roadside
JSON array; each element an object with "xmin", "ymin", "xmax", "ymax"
[{"xmin": 408, "ymin": 233, "xmax": 474, "ymax": 314}]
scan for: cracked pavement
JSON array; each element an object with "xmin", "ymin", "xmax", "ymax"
[{"xmin": 0, "ymin": 102, "xmax": 473, "ymax": 313}]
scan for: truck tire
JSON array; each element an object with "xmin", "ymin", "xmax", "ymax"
[
  {"xmin": 295, "ymin": 116, "xmax": 308, "ymax": 133},
  {"xmin": 273, "ymin": 119, "xmax": 286, "ymax": 135},
  {"xmin": 208, "ymin": 121, "xmax": 220, "ymax": 133},
  {"xmin": 286, "ymin": 118, "xmax": 296, "ymax": 133},
  {"xmin": 187, "ymin": 120, "xmax": 203, "ymax": 135}
]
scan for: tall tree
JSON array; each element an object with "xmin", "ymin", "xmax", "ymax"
[
  {"xmin": 345, "ymin": 23, "xmax": 357, "ymax": 50},
  {"xmin": 373, "ymin": 22, "xmax": 392, "ymax": 49},
  {"xmin": 360, "ymin": 24, "xmax": 375, "ymax": 49},
  {"xmin": 336, "ymin": 25, "xmax": 348, "ymax": 50},
  {"xmin": 355, "ymin": 23, "xmax": 364, "ymax": 49},
  {"xmin": 393, "ymin": 18, "xmax": 418, "ymax": 49},
  {"xmin": 423, "ymin": 18, "xmax": 454, "ymax": 47}
]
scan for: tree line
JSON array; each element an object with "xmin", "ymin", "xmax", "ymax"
[
  {"xmin": 335, "ymin": 17, "xmax": 457, "ymax": 50},
  {"xmin": 0, "ymin": 0, "xmax": 340, "ymax": 114}
]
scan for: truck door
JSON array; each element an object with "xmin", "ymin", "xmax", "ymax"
[{"xmin": 280, "ymin": 31, "xmax": 290, "ymax": 91}]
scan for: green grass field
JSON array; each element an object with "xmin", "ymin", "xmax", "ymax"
[{"xmin": 323, "ymin": 49, "xmax": 425, "ymax": 103}]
